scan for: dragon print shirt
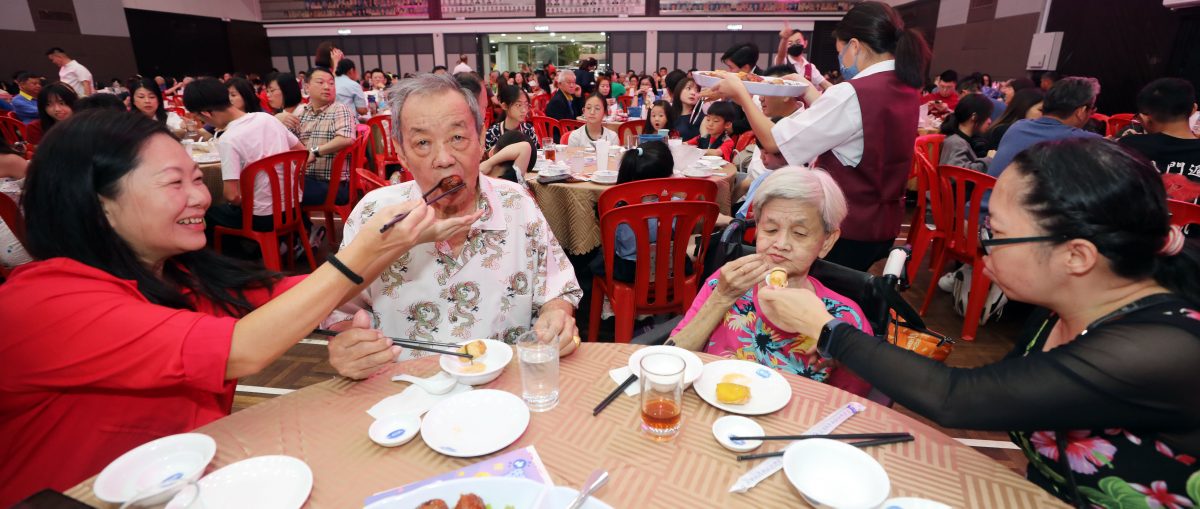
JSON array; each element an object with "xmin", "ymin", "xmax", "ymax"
[{"xmin": 327, "ymin": 176, "xmax": 582, "ymax": 360}]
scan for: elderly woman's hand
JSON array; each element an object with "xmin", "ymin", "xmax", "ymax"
[
  {"xmin": 716, "ymin": 254, "xmax": 771, "ymax": 301},
  {"xmin": 328, "ymin": 310, "xmax": 399, "ymax": 380},
  {"xmin": 757, "ymin": 287, "xmax": 834, "ymax": 344}
]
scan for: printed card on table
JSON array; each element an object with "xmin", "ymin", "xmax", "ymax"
[{"xmin": 363, "ymin": 446, "xmax": 553, "ymax": 506}]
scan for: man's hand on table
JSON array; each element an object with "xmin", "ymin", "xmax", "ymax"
[
  {"xmin": 535, "ymin": 299, "xmax": 580, "ymax": 357},
  {"xmin": 327, "ymin": 310, "xmax": 398, "ymax": 380}
]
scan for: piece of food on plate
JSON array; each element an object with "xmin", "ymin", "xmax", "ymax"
[
  {"xmin": 716, "ymin": 373, "xmax": 752, "ymax": 405},
  {"xmin": 417, "ymin": 500, "xmax": 449, "ymax": 509},
  {"xmin": 454, "ymin": 493, "xmax": 486, "ymax": 509},
  {"xmin": 456, "ymin": 340, "xmax": 487, "ymax": 363},
  {"xmin": 766, "ymin": 267, "xmax": 788, "ymax": 288}
]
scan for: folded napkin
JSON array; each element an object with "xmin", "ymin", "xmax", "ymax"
[
  {"xmin": 608, "ymin": 366, "xmax": 641, "ymax": 397},
  {"xmin": 367, "ymin": 381, "xmax": 472, "ymax": 420}
]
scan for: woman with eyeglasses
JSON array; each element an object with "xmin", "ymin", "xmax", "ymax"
[
  {"xmin": 757, "ymin": 137, "xmax": 1200, "ymax": 508},
  {"xmin": 484, "ymin": 85, "xmax": 540, "ymax": 153}
]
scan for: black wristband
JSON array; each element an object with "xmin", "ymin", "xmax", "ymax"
[
  {"xmin": 817, "ymin": 319, "xmax": 847, "ymax": 359},
  {"xmin": 326, "ymin": 254, "xmax": 364, "ymax": 285}
]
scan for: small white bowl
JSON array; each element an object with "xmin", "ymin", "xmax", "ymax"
[
  {"xmin": 783, "ymin": 438, "xmax": 891, "ymax": 509},
  {"xmin": 369, "ymin": 414, "xmax": 422, "ymax": 447},
  {"xmin": 712, "ymin": 416, "xmax": 764, "ymax": 452},
  {"xmin": 94, "ymin": 433, "xmax": 216, "ymax": 505},
  {"xmin": 438, "ymin": 339, "xmax": 513, "ymax": 385}
]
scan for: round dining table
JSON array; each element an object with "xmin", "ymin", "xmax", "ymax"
[{"xmin": 66, "ymin": 343, "xmax": 1066, "ymax": 508}]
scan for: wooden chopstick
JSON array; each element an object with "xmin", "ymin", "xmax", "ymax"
[
  {"xmin": 736, "ymin": 434, "xmax": 914, "ymax": 461},
  {"xmin": 593, "ymin": 374, "xmax": 637, "ymax": 416},
  {"xmin": 728, "ymin": 432, "xmax": 911, "ymax": 442}
]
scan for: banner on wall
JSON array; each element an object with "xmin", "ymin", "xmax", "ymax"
[
  {"xmin": 442, "ymin": 0, "xmax": 537, "ymax": 18},
  {"xmin": 261, "ymin": 0, "xmax": 429, "ymax": 20},
  {"xmin": 546, "ymin": 0, "xmax": 646, "ymax": 16},
  {"xmin": 659, "ymin": 0, "xmax": 854, "ymax": 15}
]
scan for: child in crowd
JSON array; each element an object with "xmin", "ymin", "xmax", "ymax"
[
  {"xmin": 567, "ymin": 94, "xmax": 620, "ymax": 148},
  {"xmin": 686, "ymin": 101, "xmax": 737, "ymax": 162},
  {"xmin": 643, "ymin": 100, "xmax": 677, "ymax": 137},
  {"xmin": 485, "ymin": 85, "xmax": 540, "ymax": 152},
  {"xmin": 938, "ymin": 93, "xmax": 994, "ymax": 172}
]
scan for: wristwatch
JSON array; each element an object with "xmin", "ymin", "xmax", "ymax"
[
  {"xmin": 816, "ymin": 319, "xmax": 848, "ymax": 359},
  {"xmin": 310, "ymin": 146, "xmax": 320, "ymax": 158}
]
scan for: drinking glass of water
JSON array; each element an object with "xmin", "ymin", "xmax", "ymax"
[
  {"xmin": 639, "ymin": 353, "xmax": 685, "ymax": 441},
  {"xmin": 517, "ymin": 329, "xmax": 559, "ymax": 412}
]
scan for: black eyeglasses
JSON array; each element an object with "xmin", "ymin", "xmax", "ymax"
[{"xmin": 978, "ymin": 215, "xmax": 1067, "ymax": 254}]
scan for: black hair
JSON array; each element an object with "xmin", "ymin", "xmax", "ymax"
[
  {"xmin": 1040, "ymin": 71, "xmax": 1060, "ymax": 84},
  {"xmin": 1010, "ymin": 137, "xmax": 1200, "ymax": 305},
  {"xmin": 535, "ymin": 72, "xmax": 551, "ymax": 94},
  {"xmin": 1136, "ymin": 77, "xmax": 1196, "ymax": 124},
  {"xmin": 938, "ymin": 69, "xmax": 958, "ymax": 83},
  {"xmin": 335, "ymin": 58, "xmax": 356, "ymax": 76},
  {"xmin": 182, "ymin": 77, "xmax": 232, "ymax": 113},
  {"xmin": 663, "ymin": 69, "xmax": 688, "ymax": 98},
  {"xmin": 762, "ymin": 65, "xmax": 796, "ymax": 78},
  {"xmin": 266, "ymin": 72, "xmax": 302, "ymax": 111},
  {"xmin": 128, "ymin": 78, "xmax": 168, "ymax": 125},
  {"xmin": 315, "ymin": 41, "xmax": 337, "ymax": 68},
  {"xmin": 940, "ymin": 93, "xmax": 993, "ymax": 135},
  {"xmin": 617, "ymin": 140, "xmax": 674, "ymax": 184},
  {"xmin": 637, "ymin": 74, "xmax": 657, "ymax": 95},
  {"xmin": 225, "ymin": 77, "xmax": 262, "ymax": 113},
  {"xmin": 15, "ymin": 72, "xmax": 38, "ymax": 83},
  {"xmin": 594, "ymin": 75, "xmax": 612, "ymax": 100},
  {"xmin": 36, "ymin": 82, "xmax": 78, "ymax": 131},
  {"xmin": 497, "ymin": 83, "xmax": 528, "ymax": 107},
  {"xmin": 306, "ymin": 67, "xmax": 333, "ymax": 83},
  {"xmin": 643, "ymin": 99, "xmax": 678, "ymax": 134},
  {"xmin": 23, "ymin": 110, "xmax": 282, "ymax": 316},
  {"xmin": 433, "ymin": 65, "xmax": 448, "ymax": 73},
  {"xmin": 1010, "ymin": 77, "xmax": 1036, "ymax": 93},
  {"xmin": 45, "ymin": 47, "xmax": 65, "ymax": 56},
  {"xmin": 1042, "ymin": 76, "xmax": 1099, "ymax": 117},
  {"xmin": 74, "ymin": 93, "xmax": 127, "ymax": 113},
  {"xmin": 1082, "ymin": 117, "xmax": 1107, "ymax": 136},
  {"xmin": 956, "ymin": 73, "xmax": 982, "ymax": 93},
  {"xmin": 492, "ymin": 129, "xmax": 534, "ymax": 176},
  {"xmin": 721, "ymin": 43, "xmax": 760, "ymax": 70},
  {"xmin": 583, "ymin": 93, "xmax": 606, "ymax": 114},
  {"xmin": 832, "ymin": 1, "xmax": 931, "ymax": 89},
  {"xmin": 454, "ymin": 72, "xmax": 483, "ymax": 98},
  {"xmin": 671, "ymin": 76, "xmax": 699, "ymax": 117},
  {"xmin": 705, "ymin": 101, "xmax": 738, "ymax": 123},
  {"xmin": 980, "ymin": 73, "xmax": 992, "ymax": 87},
  {"xmin": 993, "ymin": 88, "xmax": 1044, "ymax": 130}
]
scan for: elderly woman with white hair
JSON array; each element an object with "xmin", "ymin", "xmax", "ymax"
[
  {"xmin": 544, "ymin": 69, "xmax": 584, "ymax": 122},
  {"xmin": 670, "ymin": 167, "xmax": 875, "ymax": 395}
]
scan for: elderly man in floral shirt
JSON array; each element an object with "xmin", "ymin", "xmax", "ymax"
[{"xmin": 325, "ymin": 73, "xmax": 582, "ymax": 379}]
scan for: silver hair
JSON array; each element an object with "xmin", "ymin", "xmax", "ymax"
[
  {"xmin": 387, "ymin": 73, "xmax": 483, "ymax": 146},
  {"xmin": 750, "ymin": 166, "xmax": 848, "ymax": 234},
  {"xmin": 555, "ymin": 70, "xmax": 574, "ymax": 84}
]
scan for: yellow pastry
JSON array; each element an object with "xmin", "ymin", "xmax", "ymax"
[
  {"xmin": 766, "ymin": 268, "xmax": 788, "ymax": 288},
  {"xmin": 716, "ymin": 382, "xmax": 751, "ymax": 405},
  {"xmin": 457, "ymin": 340, "xmax": 487, "ymax": 363}
]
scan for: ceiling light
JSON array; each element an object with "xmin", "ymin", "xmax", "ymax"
[
  {"xmin": 500, "ymin": 33, "xmax": 507, "ymax": 36},
  {"xmin": 517, "ymin": 36, "xmax": 522, "ymax": 39},
  {"xmin": 550, "ymin": 32, "xmax": 556, "ymax": 36},
  {"xmin": 600, "ymin": 32, "xmax": 606, "ymax": 35},
  {"xmin": 534, "ymin": 25, "xmax": 550, "ymax": 31},
  {"xmin": 337, "ymin": 28, "xmax": 351, "ymax": 35},
  {"xmin": 561, "ymin": 35, "xmax": 566, "ymax": 39},
  {"xmin": 726, "ymin": 24, "xmax": 743, "ymax": 31},
  {"xmin": 571, "ymin": 39, "xmax": 576, "ymax": 43}
]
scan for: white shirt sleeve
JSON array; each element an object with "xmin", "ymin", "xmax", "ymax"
[
  {"xmin": 806, "ymin": 63, "xmax": 826, "ymax": 87},
  {"xmin": 216, "ymin": 139, "xmax": 243, "ymax": 182},
  {"xmin": 770, "ymin": 81, "xmax": 864, "ymax": 168},
  {"xmin": 77, "ymin": 63, "xmax": 92, "ymax": 84}
]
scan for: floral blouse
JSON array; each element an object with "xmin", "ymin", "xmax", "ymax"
[
  {"xmin": 671, "ymin": 271, "xmax": 874, "ymax": 395},
  {"xmin": 327, "ymin": 176, "xmax": 582, "ymax": 359}
]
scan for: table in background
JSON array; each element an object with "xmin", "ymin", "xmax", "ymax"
[
  {"xmin": 67, "ymin": 343, "xmax": 1066, "ymax": 508},
  {"xmin": 526, "ymin": 148, "xmax": 736, "ymax": 256}
]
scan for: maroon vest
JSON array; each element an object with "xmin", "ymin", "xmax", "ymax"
[{"xmin": 816, "ymin": 70, "xmax": 918, "ymax": 242}]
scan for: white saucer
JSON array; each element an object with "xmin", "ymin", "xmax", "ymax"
[
  {"xmin": 712, "ymin": 415, "xmax": 764, "ymax": 452},
  {"xmin": 369, "ymin": 414, "xmax": 422, "ymax": 447}
]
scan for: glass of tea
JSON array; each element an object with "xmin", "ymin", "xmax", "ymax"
[
  {"xmin": 639, "ymin": 353, "xmax": 685, "ymax": 441},
  {"xmin": 541, "ymin": 137, "xmax": 556, "ymax": 161}
]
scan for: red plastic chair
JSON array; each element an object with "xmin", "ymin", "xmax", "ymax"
[
  {"xmin": 735, "ymin": 131, "xmax": 757, "ymax": 152},
  {"xmin": 530, "ymin": 115, "xmax": 559, "ymax": 143},
  {"xmin": 0, "ymin": 117, "xmax": 29, "ymax": 146},
  {"xmin": 617, "ymin": 95, "xmax": 633, "ymax": 111},
  {"xmin": 617, "ymin": 120, "xmax": 643, "ymax": 145},
  {"xmin": 302, "ymin": 131, "xmax": 368, "ymax": 251},
  {"xmin": 919, "ymin": 165, "xmax": 996, "ymax": 340},
  {"xmin": 355, "ymin": 167, "xmax": 389, "ymax": 197},
  {"xmin": 1106, "ymin": 113, "xmax": 1135, "ymax": 137},
  {"xmin": 914, "ymin": 134, "xmax": 945, "ymax": 167},
  {"xmin": 531, "ymin": 94, "xmax": 549, "ymax": 117},
  {"xmin": 1167, "ymin": 199, "xmax": 1200, "ymax": 229},
  {"xmin": 171, "ymin": 107, "xmax": 188, "ymax": 117},
  {"xmin": 365, "ymin": 114, "xmax": 405, "ymax": 180},
  {"xmin": 557, "ymin": 119, "xmax": 585, "ymax": 143},
  {"xmin": 0, "ymin": 191, "xmax": 26, "ymax": 281},
  {"xmin": 597, "ymin": 178, "xmax": 718, "ymax": 218},
  {"xmin": 212, "ymin": 150, "xmax": 316, "ymax": 271},
  {"xmin": 905, "ymin": 150, "xmax": 948, "ymax": 280},
  {"xmin": 588, "ymin": 201, "xmax": 720, "ymax": 343}
]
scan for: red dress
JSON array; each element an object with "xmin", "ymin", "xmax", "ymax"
[{"xmin": 0, "ymin": 258, "xmax": 304, "ymax": 506}]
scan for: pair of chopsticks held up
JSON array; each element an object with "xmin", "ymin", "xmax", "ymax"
[{"xmin": 311, "ymin": 329, "xmax": 473, "ymax": 359}]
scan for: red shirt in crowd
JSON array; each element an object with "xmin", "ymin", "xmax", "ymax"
[
  {"xmin": 0, "ymin": 258, "xmax": 304, "ymax": 506},
  {"xmin": 686, "ymin": 133, "xmax": 736, "ymax": 162},
  {"xmin": 920, "ymin": 90, "xmax": 960, "ymax": 111}
]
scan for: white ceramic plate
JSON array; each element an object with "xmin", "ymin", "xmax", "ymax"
[
  {"xmin": 682, "ymin": 168, "xmax": 714, "ymax": 178},
  {"xmin": 693, "ymin": 359, "xmax": 792, "ymax": 415},
  {"xmin": 94, "ymin": 433, "xmax": 216, "ymax": 504},
  {"xmin": 882, "ymin": 497, "xmax": 952, "ymax": 509},
  {"xmin": 365, "ymin": 477, "xmax": 612, "ymax": 509},
  {"xmin": 369, "ymin": 414, "xmax": 422, "ymax": 447},
  {"xmin": 693, "ymin": 71, "xmax": 809, "ymax": 97},
  {"xmin": 166, "ymin": 455, "xmax": 313, "ymax": 509},
  {"xmin": 438, "ymin": 339, "xmax": 513, "ymax": 385},
  {"xmin": 628, "ymin": 345, "xmax": 704, "ymax": 389},
  {"xmin": 712, "ymin": 415, "xmax": 764, "ymax": 453},
  {"xmin": 421, "ymin": 389, "xmax": 530, "ymax": 457},
  {"xmin": 191, "ymin": 153, "xmax": 220, "ymax": 164},
  {"xmin": 783, "ymin": 439, "xmax": 891, "ymax": 509}
]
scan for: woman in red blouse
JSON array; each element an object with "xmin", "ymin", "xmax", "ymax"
[{"xmin": 0, "ymin": 110, "xmax": 475, "ymax": 505}]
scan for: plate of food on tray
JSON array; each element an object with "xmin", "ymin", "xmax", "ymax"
[{"xmin": 693, "ymin": 70, "xmax": 808, "ymax": 97}]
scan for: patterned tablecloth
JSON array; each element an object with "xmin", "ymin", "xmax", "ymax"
[
  {"xmin": 67, "ymin": 343, "xmax": 1064, "ymax": 508},
  {"xmin": 526, "ymin": 149, "xmax": 737, "ymax": 256}
]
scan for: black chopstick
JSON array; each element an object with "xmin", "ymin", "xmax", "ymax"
[
  {"xmin": 312, "ymin": 329, "xmax": 472, "ymax": 358},
  {"xmin": 593, "ymin": 374, "xmax": 637, "ymax": 416},
  {"xmin": 728, "ymin": 432, "xmax": 911, "ymax": 442},
  {"xmin": 736, "ymin": 434, "xmax": 914, "ymax": 461}
]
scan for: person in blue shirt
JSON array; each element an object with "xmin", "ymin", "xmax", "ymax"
[
  {"xmin": 984, "ymin": 76, "xmax": 1102, "ymax": 212},
  {"xmin": 333, "ymin": 59, "xmax": 367, "ymax": 116},
  {"xmin": 11, "ymin": 73, "xmax": 41, "ymax": 124}
]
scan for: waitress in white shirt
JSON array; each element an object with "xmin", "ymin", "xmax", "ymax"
[
  {"xmin": 705, "ymin": 1, "xmax": 931, "ymax": 271},
  {"xmin": 774, "ymin": 23, "xmax": 832, "ymax": 92}
]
